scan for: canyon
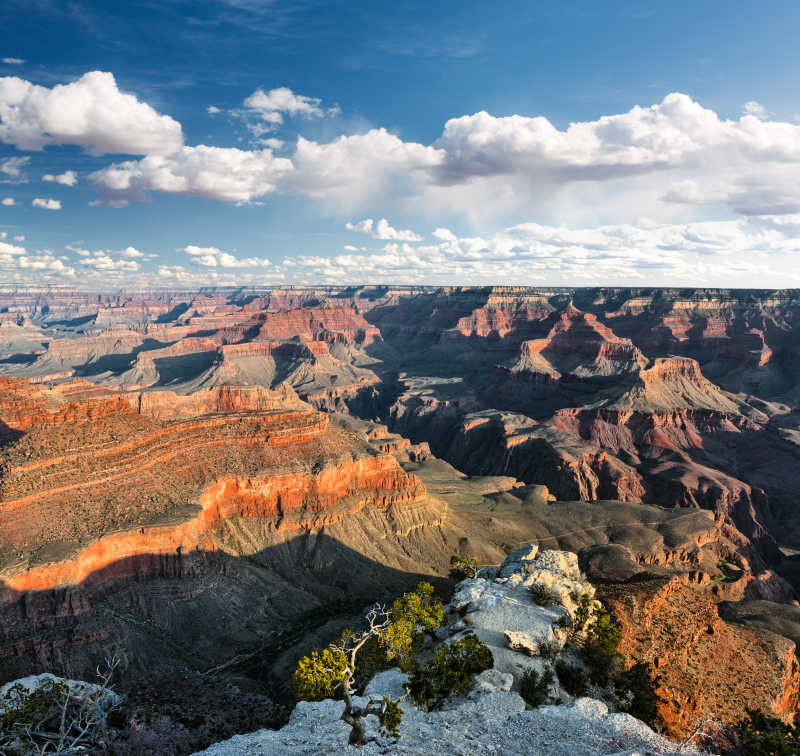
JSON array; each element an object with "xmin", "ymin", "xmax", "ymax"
[{"xmin": 1, "ymin": 285, "xmax": 800, "ymax": 748}]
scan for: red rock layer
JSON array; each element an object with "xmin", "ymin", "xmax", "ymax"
[{"xmin": 599, "ymin": 576, "xmax": 800, "ymax": 738}]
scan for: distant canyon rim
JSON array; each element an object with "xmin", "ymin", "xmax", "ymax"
[{"xmin": 1, "ymin": 284, "xmax": 800, "ymax": 741}]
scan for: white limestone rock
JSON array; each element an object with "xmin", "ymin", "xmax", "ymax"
[
  {"xmin": 0, "ymin": 673, "xmax": 121, "ymax": 714},
  {"xmin": 498, "ymin": 543, "xmax": 538, "ymax": 578},
  {"xmin": 193, "ymin": 675, "xmax": 707, "ymax": 755}
]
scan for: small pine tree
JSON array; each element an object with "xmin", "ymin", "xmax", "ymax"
[
  {"xmin": 406, "ymin": 632, "xmax": 493, "ymax": 710},
  {"xmin": 519, "ymin": 667, "xmax": 554, "ymax": 707},
  {"xmin": 449, "ymin": 554, "xmax": 478, "ymax": 580}
]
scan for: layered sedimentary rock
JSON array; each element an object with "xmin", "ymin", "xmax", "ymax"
[
  {"xmin": 600, "ymin": 575, "xmax": 800, "ymax": 738},
  {"xmin": 0, "ymin": 381, "xmax": 445, "ymax": 681}
]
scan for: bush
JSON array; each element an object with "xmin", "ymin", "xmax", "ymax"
[
  {"xmin": 449, "ymin": 554, "xmax": 478, "ymax": 581},
  {"xmin": 291, "ymin": 646, "xmax": 349, "ymax": 701},
  {"xmin": 582, "ymin": 605, "xmax": 623, "ymax": 686},
  {"xmin": 555, "ymin": 661, "xmax": 588, "ymax": 697},
  {"xmin": 737, "ymin": 708, "xmax": 800, "ymax": 755},
  {"xmin": 529, "ymin": 582, "xmax": 558, "ymax": 606},
  {"xmin": 614, "ymin": 662, "xmax": 660, "ymax": 727},
  {"xmin": 572, "ymin": 593, "xmax": 594, "ymax": 635},
  {"xmin": 406, "ymin": 633, "xmax": 493, "ymax": 710},
  {"xmin": 377, "ymin": 696, "xmax": 403, "ymax": 739},
  {"xmin": 519, "ymin": 667, "xmax": 554, "ymax": 707},
  {"xmin": 380, "ymin": 581, "xmax": 444, "ymax": 671}
]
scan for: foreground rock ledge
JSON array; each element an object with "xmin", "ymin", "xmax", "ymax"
[{"xmin": 193, "ymin": 669, "xmax": 703, "ymax": 756}]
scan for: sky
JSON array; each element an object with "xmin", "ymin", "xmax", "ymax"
[{"xmin": 2, "ymin": 0, "xmax": 800, "ymax": 289}]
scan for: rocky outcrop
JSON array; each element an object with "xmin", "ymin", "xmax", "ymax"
[
  {"xmin": 599, "ymin": 575, "xmax": 800, "ymax": 738},
  {"xmin": 195, "ymin": 670, "xmax": 696, "ymax": 755}
]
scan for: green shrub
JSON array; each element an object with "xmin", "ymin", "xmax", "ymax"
[
  {"xmin": 1, "ymin": 679, "xmax": 71, "ymax": 752},
  {"xmin": 377, "ymin": 696, "xmax": 403, "ymax": 739},
  {"xmin": 291, "ymin": 646, "xmax": 350, "ymax": 701},
  {"xmin": 737, "ymin": 708, "xmax": 800, "ymax": 755},
  {"xmin": 449, "ymin": 555, "xmax": 478, "ymax": 581},
  {"xmin": 529, "ymin": 582, "xmax": 558, "ymax": 606},
  {"xmin": 519, "ymin": 667, "xmax": 554, "ymax": 707},
  {"xmin": 582, "ymin": 605, "xmax": 623, "ymax": 686},
  {"xmin": 572, "ymin": 593, "xmax": 594, "ymax": 635},
  {"xmin": 555, "ymin": 661, "xmax": 588, "ymax": 697},
  {"xmin": 380, "ymin": 581, "xmax": 445, "ymax": 671},
  {"xmin": 406, "ymin": 633, "xmax": 493, "ymax": 710},
  {"xmin": 614, "ymin": 662, "xmax": 660, "ymax": 728}
]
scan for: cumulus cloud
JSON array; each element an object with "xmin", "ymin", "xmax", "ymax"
[
  {"xmin": 0, "ymin": 71, "xmax": 183, "ymax": 155},
  {"xmin": 182, "ymin": 244, "xmax": 272, "ymax": 267},
  {"xmin": 273, "ymin": 215, "xmax": 800, "ymax": 287},
  {"xmin": 243, "ymin": 87, "xmax": 333, "ymax": 126},
  {"xmin": 432, "ymin": 227, "xmax": 457, "ymax": 241},
  {"xmin": 43, "ymin": 170, "xmax": 78, "ymax": 186},
  {"xmin": 288, "ymin": 129, "xmax": 443, "ymax": 208},
  {"xmin": 2, "ymin": 58, "xmax": 24, "ymax": 65},
  {"xmin": 78, "ymin": 253, "xmax": 140, "ymax": 271},
  {"xmin": 32, "ymin": 197, "xmax": 61, "ymax": 210},
  {"xmin": 90, "ymin": 145, "xmax": 292, "ymax": 203},
  {"xmin": 84, "ymin": 92, "xmax": 800, "ymax": 223},
  {"xmin": 0, "ymin": 240, "xmax": 26, "ymax": 256},
  {"xmin": 743, "ymin": 101, "xmax": 771, "ymax": 120},
  {"xmin": 12, "ymin": 235, "xmax": 23, "ymax": 241},
  {"xmin": 345, "ymin": 218, "xmax": 423, "ymax": 241},
  {"xmin": 207, "ymin": 105, "xmax": 222, "ymax": 115},
  {"xmin": 0, "ymin": 156, "xmax": 29, "ymax": 182},
  {"xmin": 0, "ymin": 240, "xmax": 75, "ymax": 279},
  {"xmin": 1, "ymin": 197, "xmax": 14, "ymax": 205}
]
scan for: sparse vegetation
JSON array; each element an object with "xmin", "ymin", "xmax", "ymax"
[
  {"xmin": 449, "ymin": 554, "xmax": 478, "ymax": 580},
  {"xmin": 555, "ymin": 660, "xmax": 589, "ymax": 697},
  {"xmin": 0, "ymin": 657, "xmax": 120, "ymax": 755},
  {"xmin": 529, "ymin": 582, "xmax": 559, "ymax": 606},
  {"xmin": 572, "ymin": 592, "xmax": 594, "ymax": 636},
  {"xmin": 737, "ymin": 708, "xmax": 800, "ymax": 755},
  {"xmin": 614, "ymin": 662, "xmax": 660, "ymax": 727},
  {"xmin": 290, "ymin": 582, "xmax": 445, "ymax": 745},
  {"xmin": 582, "ymin": 604, "xmax": 623, "ymax": 686},
  {"xmin": 292, "ymin": 604, "xmax": 403, "ymax": 746},
  {"xmin": 406, "ymin": 632, "xmax": 493, "ymax": 711},
  {"xmin": 519, "ymin": 667, "xmax": 554, "ymax": 707}
]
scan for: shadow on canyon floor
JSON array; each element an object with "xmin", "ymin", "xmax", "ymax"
[{"xmin": 0, "ymin": 532, "xmax": 448, "ymax": 692}]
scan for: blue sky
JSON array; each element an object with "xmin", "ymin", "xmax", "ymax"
[{"xmin": 2, "ymin": 0, "xmax": 800, "ymax": 288}]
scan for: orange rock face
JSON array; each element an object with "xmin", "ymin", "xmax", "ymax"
[{"xmin": 599, "ymin": 576, "xmax": 800, "ymax": 738}]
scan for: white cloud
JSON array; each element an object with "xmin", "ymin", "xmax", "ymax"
[
  {"xmin": 90, "ymin": 144, "xmax": 292, "ymax": 203},
  {"xmin": 182, "ymin": 244, "xmax": 271, "ymax": 267},
  {"xmin": 288, "ymin": 129, "xmax": 443, "ymax": 208},
  {"xmin": 0, "ymin": 239, "xmax": 75, "ymax": 279},
  {"xmin": 259, "ymin": 137, "xmax": 284, "ymax": 150},
  {"xmin": 78, "ymin": 253, "xmax": 139, "ymax": 271},
  {"xmin": 0, "ymin": 71, "xmax": 183, "ymax": 155},
  {"xmin": 0, "ymin": 156, "xmax": 29, "ymax": 181},
  {"xmin": 13, "ymin": 235, "xmax": 23, "ymax": 241},
  {"xmin": 0, "ymin": 240, "xmax": 25, "ymax": 256},
  {"xmin": 31, "ymin": 197, "xmax": 61, "ymax": 210},
  {"xmin": 1, "ymin": 197, "xmax": 14, "ymax": 205},
  {"xmin": 243, "ymin": 86, "xmax": 331, "ymax": 126},
  {"xmin": 207, "ymin": 105, "xmax": 222, "ymax": 115},
  {"xmin": 2, "ymin": 58, "xmax": 24, "ymax": 65},
  {"xmin": 271, "ymin": 215, "xmax": 800, "ymax": 287},
  {"xmin": 432, "ymin": 227, "xmax": 457, "ymax": 241},
  {"xmin": 345, "ymin": 218, "xmax": 423, "ymax": 241},
  {"xmin": 84, "ymin": 92, "xmax": 800, "ymax": 224},
  {"xmin": 43, "ymin": 170, "xmax": 78, "ymax": 186},
  {"xmin": 743, "ymin": 101, "xmax": 771, "ymax": 120},
  {"xmin": 118, "ymin": 246, "xmax": 144, "ymax": 258},
  {"xmin": 32, "ymin": 197, "xmax": 61, "ymax": 210}
]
